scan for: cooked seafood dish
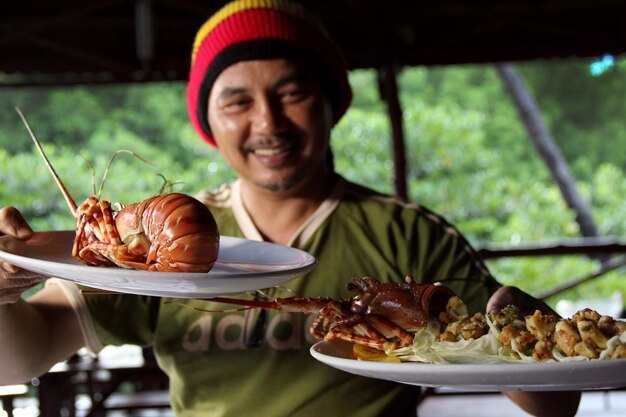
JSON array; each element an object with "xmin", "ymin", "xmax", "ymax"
[
  {"xmin": 209, "ymin": 274, "xmax": 626, "ymax": 364},
  {"xmin": 358, "ymin": 294, "xmax": 626, "ymax": 364}
]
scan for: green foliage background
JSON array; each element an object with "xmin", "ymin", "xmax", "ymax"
[{"xmin": 1, "ymin": 58, "xmax": 625, "ymax": 311}]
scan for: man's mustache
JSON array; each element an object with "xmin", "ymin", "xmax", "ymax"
[{"xmin": 243, "ymin": 135, "xmax": 300, "ymax": 151}]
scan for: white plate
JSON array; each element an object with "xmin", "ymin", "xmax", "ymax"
[
  {"xmin": 0, "ymin": 231, "xmax": 317, "ymax": 298},
  {"xmin": 310, "ymin": 340, "xmax": 626, "ymax": 391}
]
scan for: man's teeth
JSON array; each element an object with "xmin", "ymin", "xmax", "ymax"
[{"xmin": 254, "ymin": 146, "xmax": 288, "ymax": 156}]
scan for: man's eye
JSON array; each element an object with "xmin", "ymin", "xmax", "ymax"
[
  {"xmin": 281, "ymin": 90, "xmax": 308, "ymax": 103},
  {"xmin": 221, "ymin": 98, "xmax": 251, "ymax": 112}
]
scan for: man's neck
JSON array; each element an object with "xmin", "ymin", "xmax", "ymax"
[{"xmin": 239, "ymin": 174, "xmax": 336, "ymax": 245}]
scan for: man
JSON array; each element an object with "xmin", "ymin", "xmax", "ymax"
[{"xmin": 0, "ymin": 1, "xmax": 580, "ymax": 416}]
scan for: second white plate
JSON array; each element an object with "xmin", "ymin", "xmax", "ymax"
[
  {"xmin": 311, "ymin": 340, "xmax": 626, "ymax": 391},
  {"xmin": 0, "ymin": 231, "xmax": 317, "ymax": 298}
]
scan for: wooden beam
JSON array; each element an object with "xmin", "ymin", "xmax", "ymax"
[
  {"xmin": 537, "ymin": 255, "xmax": 626, "ymax": 300},
  {"xmin": 478, "ymin": 237, "xmax": 626, "ymax": 259},
  {"xmin": 377, "ymin": 64, "xmax": 408, "ymax": 200},
  {"xmin": 495, "ymin": 63, "xmax": 600, "ymax": 239}
]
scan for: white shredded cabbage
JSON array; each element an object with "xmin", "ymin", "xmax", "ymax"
[
  {"xmin": 485, "ymin": 313, "xmax": 500, "ymax": 336},
  {"xmin": 390, "ymin": 326, "xmax": 519, "ymax": 364},
  {"xmin": 599, "ymin": 335, "xmax": 624, "ymax": 360},
  {"xmin": 552, "ymin": 347, "xmax": 587, "ymax": 362},
  {"xmin": 510, "ymin": 339, "xmax": 537, "ymax": 363}
]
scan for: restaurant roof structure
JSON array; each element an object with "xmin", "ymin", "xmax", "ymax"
[{"xmin": 2, "ymin": 0, "xmax": 625, "ymax": 86}]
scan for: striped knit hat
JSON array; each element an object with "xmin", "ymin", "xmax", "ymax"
[{"xmin": 187, "ymin": 0, "xmax": 353, "ymax": 147}]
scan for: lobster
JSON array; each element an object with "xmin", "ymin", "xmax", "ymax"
[
  {"xmin": 16, "ymin": 108, "xmax": 220, "ymax": 272},
  {"xmin": 206, "ymin": 275, "xmax": 466, "ymax": 351}
]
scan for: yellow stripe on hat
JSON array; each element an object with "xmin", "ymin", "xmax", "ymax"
[{"xmin": 191, "ymin": 0, "xmax": 332, "ymax": 64}]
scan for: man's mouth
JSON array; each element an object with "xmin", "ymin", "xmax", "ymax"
[{"xmin": 249, "ymin": 142, "xmax": 293, "ymax": 157}]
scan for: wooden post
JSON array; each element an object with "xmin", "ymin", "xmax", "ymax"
[
  {"xmin": 378, "ymin": 64, "xmax": 408, "ymax": 201},
  {"xmin": 496, "ymin": 63, "xmax": 600, "ymax": 239}
]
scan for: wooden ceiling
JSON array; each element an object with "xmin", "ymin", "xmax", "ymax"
[{"xmin": 2, "ymin": 0, "xmax": 625, "ymax": 86}]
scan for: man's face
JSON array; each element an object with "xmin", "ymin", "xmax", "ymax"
[{"xmin": 207, "ymin": 59, "xmax": 334, "ymax": 194}]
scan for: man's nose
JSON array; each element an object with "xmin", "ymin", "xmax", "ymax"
[{"xmin": 252, "ymin": 97, "xmax": 284, "ymax": 135}]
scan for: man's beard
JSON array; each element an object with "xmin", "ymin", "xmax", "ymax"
[
  {"xmin": 252, "ymin": 169, "xmax": 304, "ymax": 192},
  {"xmin": 247, "ymin": 144, "xmax": 332, "ymax": 193}
]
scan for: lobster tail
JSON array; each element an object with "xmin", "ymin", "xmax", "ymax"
[{"xmin": 116, "ymin": 193, "xmax": 220, "ymax": 272}]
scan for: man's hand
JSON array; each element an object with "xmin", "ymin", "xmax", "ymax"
[
  {"xmin": 0, "ymin": 206, "xmax": 46, "ymax": 304},
  {"xmin": 487, "ymin": 285, "xmax": 558, "ymax": 316},
  {"xmin": 487, "ymin": 285, "xmax": 580, "ymax": 417},
  {"xmin": 0, "ymin": 268, "xmax": 46, "ymax": 305}
]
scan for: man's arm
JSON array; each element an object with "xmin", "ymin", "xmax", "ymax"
[
  {"xmin": 503, "ymin": 391, "xmax": 581, "ymax": 417},
  {"xmin": 1, "ymin": 206, "xmax": 85, "ymax": 383},
  {"xmin": 0, "ymin": 284, "xmax": 85, "ymax": 384}
]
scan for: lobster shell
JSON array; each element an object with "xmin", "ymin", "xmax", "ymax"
[
  {"xmin": 113, "ymin": 193, "xmax": 220, "ymax": 272},
  {"xmin": 348, "ymin": 276, "xmax": 456, "ymax": 331}
]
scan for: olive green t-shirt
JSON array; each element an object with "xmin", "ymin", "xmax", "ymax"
[{"xmin": 84, "ymin": 176, "xmax": 499, "ymax": 417}]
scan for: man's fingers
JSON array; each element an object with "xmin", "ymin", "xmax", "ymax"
[
  {"xmin": 4, "ymin": 275, "xmax": 46, "ymax": 287},
  {"xmin": 0, "ymin": 207, "xmax": 34, "ymax": 240},
  {"xmin": 0, "ymin": 207, "xmax": 34, "ymax": 276},
  {"xmin": 1, "ymin": 260, "xmax": 18, "ymax": 274},
  {"xmin": 1, "ymin": 266, "xmax": 46, "ymax": 286},
  {"xmin": 487, "ymin": 285, "xmax": 559, "ymax": 317},
  {"xmin": 486, "ymin": 286, "xmax": 514, "ymax": 314},
  {"xmin": 0, "ymin": 266, "xmax": 46, "ymax": 304}
]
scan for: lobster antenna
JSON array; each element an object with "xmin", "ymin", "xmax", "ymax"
[
  {"xmin": 155, "ymin": 173, "xmax": 169, "ymax": 196},
  {"xmin": 78, "ymin": 154, "xmax": 97, "ymax": 196},
  {"xmin": 154, "ymin": 173, "xmax": 184, "ymax": 196},
  {"xmin": 15, "ymin": 107, "xmax": 78, "ymax": 216},
  {"xmin": 97, "ymin": 149, "xmax": 155, "ymax": 199}
]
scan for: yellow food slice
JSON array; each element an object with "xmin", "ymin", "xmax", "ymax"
[{"xmin": 353, "ymin": 344, "xmax": 402, "ymax": 363}]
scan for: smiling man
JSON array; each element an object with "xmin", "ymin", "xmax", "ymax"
[{"xmin": 0, "ymin": 1, "xmax": 580, "ymax": 416}]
